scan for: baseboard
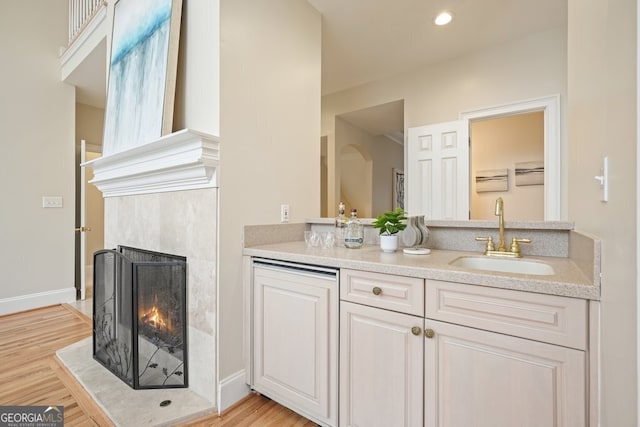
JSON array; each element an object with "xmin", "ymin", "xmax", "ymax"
[
  {"xmin": 218, "ymin": 369, "xmax": 250, "ymax": 413},
  {"xmin": 0, "ymin": 288, "xmax": 76, "ymax": 316}
]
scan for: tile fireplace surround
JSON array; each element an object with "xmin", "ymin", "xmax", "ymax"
[{"xmin": 58, "ymin": 130, "xmax": 220, "ymax": 425}]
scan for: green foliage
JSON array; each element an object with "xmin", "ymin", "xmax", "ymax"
[{"xmin": 372, "ymin": 208, "xmax": 408, "ymax": 235}]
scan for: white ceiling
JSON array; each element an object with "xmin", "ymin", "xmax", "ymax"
[
  {"xmin": 307, "ymin": 0, "xmax": 567, "ymax": 95},
  {"xmin": 71, "ymin": 1, "xmax": 567, "ymax": 109},
  {"xmin": 337, "ymin": 100, "xmax": 404, "ymax": 138}
]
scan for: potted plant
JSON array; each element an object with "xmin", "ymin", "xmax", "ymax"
[{"xmin": 372, "ymin": 208, "xmax": 407, "ymax": 252}]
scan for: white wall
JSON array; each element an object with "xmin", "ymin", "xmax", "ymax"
[
  {"xmin": 0, "ymin": 0, "xmax": 76, "ymax": 310},
  {"xmin": 322, "ymin": 27, "xmax": 566, "ymax": 132},
  {"xmin": 322, "ymin": 27, "xmax": 567, "ymax": 214},
  {"xmin": 567, "ymin": 0, "xmax": 637, "ymax": 424},
  {"xmin": 219, "ymin": 0, "xmax": 321, "ymax": 382}
]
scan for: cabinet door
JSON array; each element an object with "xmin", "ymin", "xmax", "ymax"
[
  {"xmin": 424, "ymin": 320, "xmax": 586, "ymax": 427},
  {"xmin": 253, "ymin": 265, "xmax": 337, "ymax": 426},
  {"xmin": 340, "ymin": 301, "xmax": 424, "ymax": 427}
]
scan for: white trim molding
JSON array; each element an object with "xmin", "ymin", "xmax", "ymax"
[
  {"xmin": 0, "ymin": 288, "xmax": 76, "ymax": 316},
  {"xmin": 83, "ymin": 129, "xmax": 220, "ymax": 197},
  {"xmin": 460, "ymin": 94, "xmax": 563, "ymax": 221},
  {"xmin": 218, "ymin": 370, "xmax": 251, "ymax": 413},
  {"xmin": 60, "ymin": 2, "xmax": 107, "ymax": 80}
]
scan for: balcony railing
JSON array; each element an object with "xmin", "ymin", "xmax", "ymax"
[{"xmin": 69, "ymin": 0, "xmax": 105, "ymax": 45}]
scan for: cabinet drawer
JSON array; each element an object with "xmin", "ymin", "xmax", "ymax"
[
  {"xmin": 340, "ymin": 269, "xmax": 424, "ymax": 316},
  {"xmin": 425, "ymin": 280, "xmax": 587, "ymax": 350}
]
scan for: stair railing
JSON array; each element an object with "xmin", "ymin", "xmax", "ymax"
[{"xmin": 68, "ymin": 0, "xmax": 105, "ymax": 45}]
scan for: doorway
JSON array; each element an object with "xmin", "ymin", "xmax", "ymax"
[
  {"xmin": 323, "ymin": 100, "xmax": 405, "ymax": 217},
  {"xmin": 339, "ymin": 144, "xmax": 373, "ymax": 217},
  {"xmin": 75, "ymin": 141, "xmax": 104, "ymax": 300},
  {"xmin": 461, "ymin": 94, "xmax": 562, "ymax": 220},
  {"xmin": 469, "ymin": 111, "xmax": 545, "ymax": 220}
]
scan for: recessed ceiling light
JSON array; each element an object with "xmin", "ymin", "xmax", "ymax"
[{"xmin": 434, "ymin": 11, "xmax": 453, "ymax": 26}]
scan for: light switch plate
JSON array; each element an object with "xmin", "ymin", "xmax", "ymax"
[
  {"xmin": 280, "ymin": 204, "xmax": 290, "ymax": 223},
  {"xmin": 594, "ymin": 156, "xmax": 608, "ymax": 202},
  {"xmin": 42, "ymin": 196, "xmax": 63, "ymax": 208}
]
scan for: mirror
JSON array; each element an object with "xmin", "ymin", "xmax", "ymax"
[
  {"xmin": 322, "ymin": 95, "xmax": 560, "ymax": 221},
  {"xmin": 317, "ymin": 3, "xmax": 567, "ymax": 221}
]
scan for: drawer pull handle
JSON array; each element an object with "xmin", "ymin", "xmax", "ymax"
[
  {"xmin": 372, "ymin": 286, "xmax": 382, "ymax": 296},
  {"xmin": 424, "ymin": 328, "xmax": 435, "ymax": 339},
  {"xmin": 411, "ymin": 326, "xmax": 422, "ymax": 336}
]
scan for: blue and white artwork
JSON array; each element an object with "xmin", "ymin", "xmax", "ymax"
[{"xmin": 103, "ymin": 0, "xmax": 173, "ymax": 155}]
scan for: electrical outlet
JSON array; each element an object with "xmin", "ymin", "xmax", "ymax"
[
  {"xmin": 42, "ymin": 196, "xmax": 63, "ymax": 208},
  {"xmin": 280, "ymin": 204, "xmax": 290, "ymax": 223}
]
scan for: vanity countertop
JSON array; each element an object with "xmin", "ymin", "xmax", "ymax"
[{"xmin": 244, "ymin": 241, "xmax": 599, "ymax": 300}]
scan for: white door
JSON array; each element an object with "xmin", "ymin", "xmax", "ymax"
[
  {"xmin": 424, "ymin": 319, "xmax": 586, "ymax": 427},
  {"xmin": 407, "ymin": 120, "xmax": 469, "ymax": 219},
  {"xmin": 78, "ymin": 140, "xmax": 89, "ymax": 300},
  {"xmin": 78, "ymin": 140, "xmax": 103, "ymax": 300},
  {"xmin": 340, "ymin": 301, "xmax": 423, "ymax": 427}
]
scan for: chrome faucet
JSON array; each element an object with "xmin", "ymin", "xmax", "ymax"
[
  {"xmin": 495, "ymin": 197, "xmax": 506, "ymax": 252},
  {"xmin": 475, "ymin": 197, "xmax": 532, "ymax": 258}
]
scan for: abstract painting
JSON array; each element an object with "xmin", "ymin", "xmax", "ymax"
[
  {"xmin": 515, "ymin": 161, "xmax": 545, "ymax": 186},
  {"xmin": 475, "ymin": 169, "xmax": 508, "ymax": 192},
  {"xmin": 103, "ymin": 0, "xmax": 182, "ymax": 155}
]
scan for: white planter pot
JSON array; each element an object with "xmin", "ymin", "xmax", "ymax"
[{"xmin": 379, "ymin": 234, "xmax": 399, "ymax": 253}]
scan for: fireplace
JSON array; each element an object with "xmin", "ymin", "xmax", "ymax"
[{"xmin": 93, "ymin": 246, "xmax": 188, "ymax": 389}]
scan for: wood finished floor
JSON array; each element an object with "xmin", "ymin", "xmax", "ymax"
[{"xmin": 0, "ymin": 304, "xmax": 317, "ymax": 426}]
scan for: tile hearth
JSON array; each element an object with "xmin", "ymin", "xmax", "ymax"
[{"xmin": 59, "ymin": 301, "xmax": 215, "ymax": 426}]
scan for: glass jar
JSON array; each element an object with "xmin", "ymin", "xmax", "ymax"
[{"xmin": 344, "ymin": 209, "xmax": 364, "ymax": 249}]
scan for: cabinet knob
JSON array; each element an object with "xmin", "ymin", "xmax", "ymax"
[
  {"xmin": 424, "ymin": 328, "xmax": 435, "ymax": 339},
  {"xmin": 411, "ymin": 326, "xmax": 422, "ymax": 336},
  {"xmin": 372, "ymin": 286, "xmax": 382, "ymax": 296}
]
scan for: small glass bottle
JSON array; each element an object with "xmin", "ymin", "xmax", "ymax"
[
  {"xmin": 344, "ymin": 209, "xmax": 364, "ymax": 249},
  {"xmin": 335, "ymin": 202, "xmax": 347, "ymax": 247}
]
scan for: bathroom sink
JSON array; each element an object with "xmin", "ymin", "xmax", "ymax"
[{"xmin": 449, "ymin": 256, "xmax": 555, "ymax": 276}]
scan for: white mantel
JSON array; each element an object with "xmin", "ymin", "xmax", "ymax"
[{"xmin": 84, "ymin": 129, "xmax": 219, "ymax": 197}]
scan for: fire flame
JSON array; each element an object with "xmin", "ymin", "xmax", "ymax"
[{"xmin": 140, "ymin": 306, "xmax": 168, "ymax": 330}]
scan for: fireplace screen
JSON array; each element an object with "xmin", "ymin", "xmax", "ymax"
[{"xmin": 93, "ymin": 246, "xmax": 187, "ymax": 389}]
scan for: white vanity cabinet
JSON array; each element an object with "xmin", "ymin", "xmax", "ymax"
[
  {"xmin": 251, "ymin": 260, "xmax": 338, "ymax": 427},
  {"xmin": 424, "ymin": 280, "xmax": 588, "ymax": 427},
  {"xmin": 248, "ymin": 256, "xmax": 592, "ymax": 427},
  {"xmin": 338, "ymin": 270, "xmax": 589, "ymax": 427},
  {"xmin": 339, "ymin": 269, "xmax": 425, "ymax": 427}
]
